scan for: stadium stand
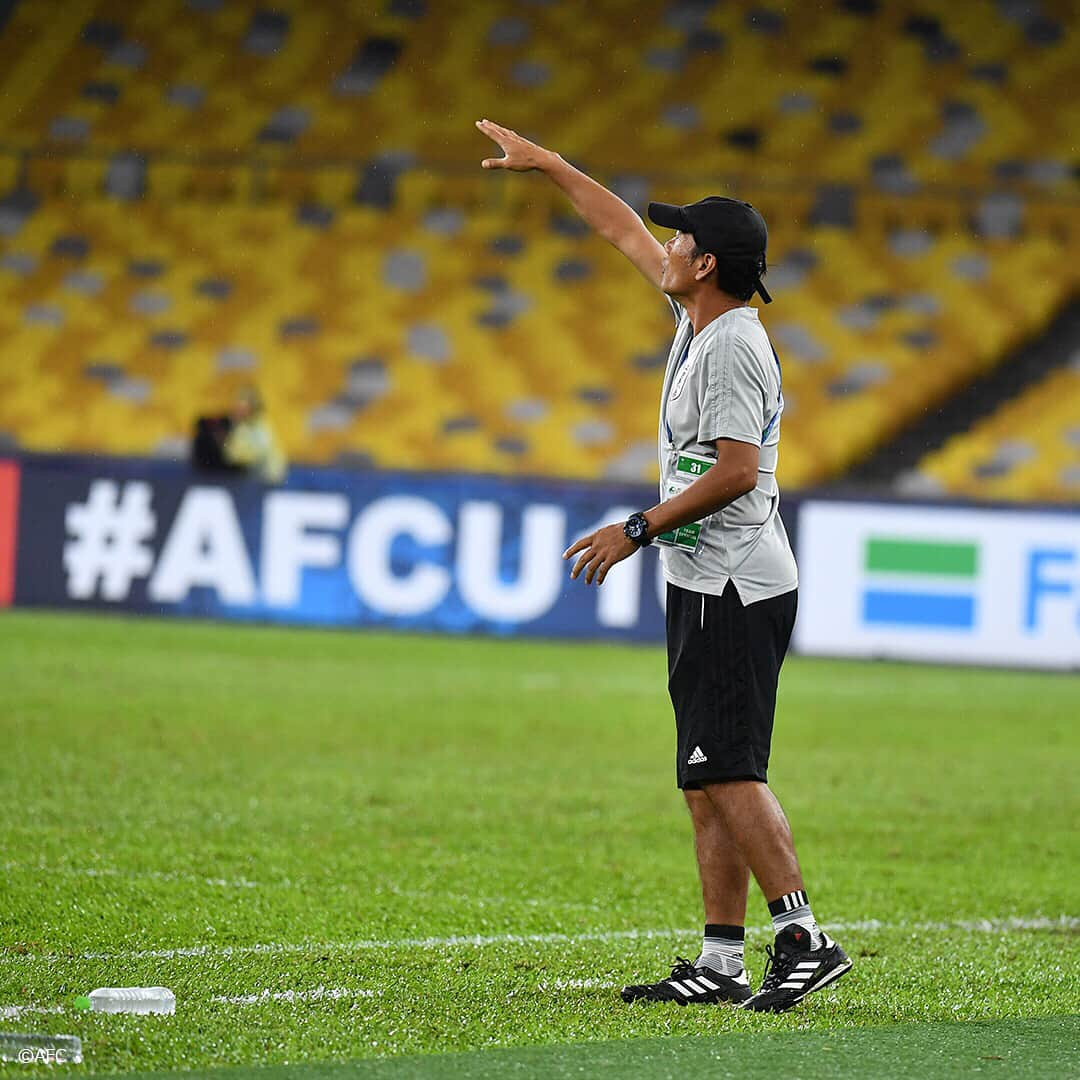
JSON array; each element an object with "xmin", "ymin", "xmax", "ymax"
[
  {"xmin": 0, "ymin": 0, "xmax": 1076, "ymax": 489},
  {"xmin": 1, "ymin": 0, "xmax": 1074, "ymax": 191},
  {"xmin": 915, "ymin": 355, "xmax": 1080, "ymax": 502},
  {"xmin": 1, "ymin": 189, "xmax": 1074, "ymax": 484}
]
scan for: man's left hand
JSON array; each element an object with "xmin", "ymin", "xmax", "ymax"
[{"xmin": 563, "ymin": 523, "xmax": 639, "ymax": 585}]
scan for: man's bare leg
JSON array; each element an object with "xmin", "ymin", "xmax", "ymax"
[
  {"xmin": 684, "ymin": 788, "xmax": 750, "ymax": 981},
  {"xmin": 703, "ymin": 779, "xmax": 853, "ymax": 1010},
  {"xmin": 619, "ymin": 790, "xmax": 753, "ymax": 1002},
  {"xmin": 684, "ymin": 788, "xmax": 749, "ymax": 925},
  {"xmin": 700, "ymin": 780, "xmax": 804, "ymax": 901}
]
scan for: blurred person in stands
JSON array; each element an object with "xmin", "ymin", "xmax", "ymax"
[
  {"xmin": 192, "ymin": 387, "xmax": 286, "ymax": 483},
  {"xmin": 191, "ymin": 411, "xmax": 235, "ymax": 473},
  {"xmin": 223, "ymin": 387, "xmax": 287, "ymax": 484}
]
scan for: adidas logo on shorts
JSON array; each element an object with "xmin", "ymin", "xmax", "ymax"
[{"xmin": 687, "ymin": 746, "xmax": 708, "ymax": 765}]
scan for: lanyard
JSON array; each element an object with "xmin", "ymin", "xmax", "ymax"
[
  {"xmin": 663, "ymin": 333, "xmax": 693, "ymax": 444},
  {"xmin": 761, "ymin": 343, "xmax": 784, "ymax": 443}
]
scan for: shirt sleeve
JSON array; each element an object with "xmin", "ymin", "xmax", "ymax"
[{"xmin": 697, "ymin": 330, "xmax": 769, "ymax": 447}]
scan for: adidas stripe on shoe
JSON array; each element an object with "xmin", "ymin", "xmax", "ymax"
[
  {"xmin": 621, "ymin": 956, "xmax": 751, "ymax": 1005},
  {"xmin": 742, "ymin": 924, "xmax": 852, "ymax": 1013}
]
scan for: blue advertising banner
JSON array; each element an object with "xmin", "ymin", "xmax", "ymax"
[
  {"xmin": 5, "ymin": 453, "xmax": 1072, "ymax": 667},
  {"xmin": 6, "ymin": 453, "xmax": 684, "ymax": 642}
]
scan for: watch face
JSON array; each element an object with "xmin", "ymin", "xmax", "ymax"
[{"xmin": 627, "ymin": 516, "xmax": 646, "ymax": 539}]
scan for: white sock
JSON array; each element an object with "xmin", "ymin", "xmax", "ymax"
[{"xmin": 696, "ymin": 924, "xmax": 745, "ymax": 976}]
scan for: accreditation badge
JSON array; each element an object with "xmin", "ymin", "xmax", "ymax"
[{"xmin": 654, "ymin": 450, "xmax": 715, "ymax": 555}]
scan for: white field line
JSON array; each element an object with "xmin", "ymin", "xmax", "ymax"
[
  {"xmin": 540, "ymin": 978, "xmax": 622, "ymax": 991},
  {"xmin": 2, "ymin": 862, "xmax": 259, "ymax": 890},
  {"xmin": 0, "ymin": 1003, "xmax": 67, "ymax": 1020},
  {"xmin": 2, "ymin": 863, "xmax": 593, "ymax": 909},
  {"xmin": 0, "ymin": 981, "xmax": 628, "ymax": 1016},
  {"xmin": 5, "ymin": 915, "xmax": 1074, "ymax": 965},
  {"xmin": 0, "ymin": 989, "xmax": 376, "ymax": 1018},
  {"xmin": 211, "ymin": 986, "xmax": 375, "ymax": 1005},
  {"xmin": 2, "ymin": 916, "xmax": 1073, "ymax": 1018}
]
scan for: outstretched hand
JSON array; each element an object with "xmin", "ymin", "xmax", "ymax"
[
  {"xmin": 563, "ymin": 523, "xmax": 638, "ymax": 586},
  {"xmin": 475, "ymin": 119, "xmax": 554, "ymax": 172}
]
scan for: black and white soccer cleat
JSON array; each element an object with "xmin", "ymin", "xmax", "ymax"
[
  {"xmin": 621, "ymin": 956, "xmax": 751, "ymax": 1005},
  {"xmin": 742, "ymin": 924, "xmax": 852, "ymax": 1013}
]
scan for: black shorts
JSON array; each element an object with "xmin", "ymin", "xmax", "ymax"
[{"xmin": 666, "ymin": 580, "xmax": 797, "ymax": 789}]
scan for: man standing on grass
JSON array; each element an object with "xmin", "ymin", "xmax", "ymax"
[{"xmin": 476, "ymin": 119, "xmax": 852, "ymax": 1013}]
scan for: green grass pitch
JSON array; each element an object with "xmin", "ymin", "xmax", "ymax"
[{"xmin": 1, "ymin": 610, "xmax": 1077, "ymax": 1077}]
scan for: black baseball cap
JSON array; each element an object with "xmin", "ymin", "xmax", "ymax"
[{"xmin": 647, "ymin": 196, "xmax": 772, "ymax": 303}]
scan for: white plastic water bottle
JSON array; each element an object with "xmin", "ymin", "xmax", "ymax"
[
  {"xmin": 0, "ymin": 1032, "xmax": 83, "ymax": 1064},
  {"xmin": 85, "ymin": 987, "xmax": 175, "ymax": 1015}
]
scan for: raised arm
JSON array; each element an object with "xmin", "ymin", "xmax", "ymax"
[{"xmin": 476, "ymin": 119, "xmax": 665, "ymax": 290}]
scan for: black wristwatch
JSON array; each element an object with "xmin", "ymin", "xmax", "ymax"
[{"xmin": 624, "ymin": 512, "xmax": 653, "ymax": 547}]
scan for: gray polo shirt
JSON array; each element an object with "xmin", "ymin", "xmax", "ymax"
[{"xmin": 656, "ymin": 298, "xmax": 798, "ymax": 604}]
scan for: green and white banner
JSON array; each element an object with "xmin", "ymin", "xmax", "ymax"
[{"xmin": 795, "ymin": 500, "xmax": 1080, "ymax": 670}]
